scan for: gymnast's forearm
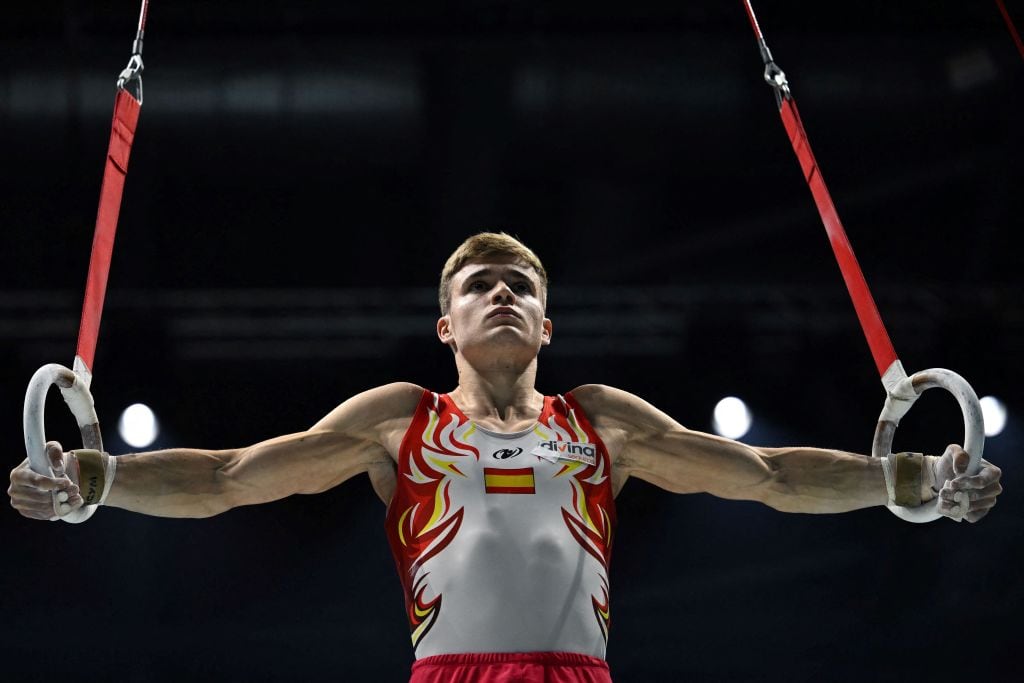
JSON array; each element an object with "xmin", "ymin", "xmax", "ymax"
[
  {"xmin": 754, "ymin": 447, "xmax": 937, "ymax": 514},
  {"xmin": 104, "ymin": 448, "xmax": 243, "ymax": 518},
  {"xmin": 102, "ymin": 429, "xmax": 368, "ymax": 517}
]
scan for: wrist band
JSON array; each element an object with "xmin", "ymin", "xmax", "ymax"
[
  {"xmin": 893, "ymin": 452, "xmax": 924, "ymax": 507},
  {"xmin": 71, "ymin": 449, "xmax": 115, "ymax": 506},
  {"xmin": 880, "ymin": 456, "xmax": 896, "ymax": 503},
  {"xmin": 881, "ymin": 452, "xmax": 924, "ymax": 507},
  {"xmin": 102, "ymin": 453, "xmax": 116, "ymax": 504},
  {"xmin": 58, "ymin": 450, "xmax": 115, "ymax": 524}
]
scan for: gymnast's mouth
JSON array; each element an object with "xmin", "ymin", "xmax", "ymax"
[{"xmin": 487, "ymin": 307, "xmax": 521, "ymax": 320}]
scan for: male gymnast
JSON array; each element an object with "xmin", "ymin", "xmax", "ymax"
[{"xmin": 8, "ymin": 232, "xmax": 1003, "ymax": 683}]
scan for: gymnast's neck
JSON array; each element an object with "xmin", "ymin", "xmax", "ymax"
[{"xmin": 449, "ymin": 352, "xmax": 545, "ymax": 429}]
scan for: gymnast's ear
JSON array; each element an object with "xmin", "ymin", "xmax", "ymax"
[
  {"xmin": 437, "ymin": 315, "xmax": 457, "ymax": 351},
  {"xmin": 541, "ymin": 317, "xmax": 552, "ymax": 346}
]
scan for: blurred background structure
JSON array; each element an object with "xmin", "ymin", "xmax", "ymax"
[{"xmin": 2, "ymin": 2, "xmax": 1021, "ymax": 680}]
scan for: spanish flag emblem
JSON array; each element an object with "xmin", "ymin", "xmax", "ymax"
[{"xmin": 483, "ymin": 467, "xmax": 536, "ymax": 494}]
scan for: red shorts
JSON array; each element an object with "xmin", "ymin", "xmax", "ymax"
[{"xmin": 409, "ymin": 652, "xmax": 613, "ymax": 683}]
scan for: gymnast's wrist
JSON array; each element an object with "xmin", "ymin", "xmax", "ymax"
[
  {"xmin": 67, "ymin": 449, "xmax": 117, "ymax": 507},
  {"xmin": 920, "ymin": 455, "xmax": 939, "ymax": 503},
  {"xmin": 879, "ymin": 452, "xmax": 928, "ymax": 507}
]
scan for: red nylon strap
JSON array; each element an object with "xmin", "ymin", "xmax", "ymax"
[
  {"xmin": 742, "ymin": 0, "xmax": 766, "ymax": 42},
  {"xmin": 777, "ymin": 97, "xmax": 898, "ymax": 377},
  {"xmin": 996, "ymin": 0, "xmax": 1024, "ymax": 61},
  {"xmin": 76, "ymin": 89, "xmax": 141, "ymax": 373}
]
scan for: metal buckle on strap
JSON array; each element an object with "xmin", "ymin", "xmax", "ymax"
[
  {"xmin": 117, "ymin": 53, "xmax": 144, "ymax": 103},
  {"xmin": 763, "ymin": 61, "xmax": 790, "ymax": 106},
  {"xmin": 763, "ymin": 61, "xmax": 789, "ymax": 94}
]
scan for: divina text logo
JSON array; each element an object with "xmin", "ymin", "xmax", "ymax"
[{"xmin": 531, "ymin": 440, "xmax": 597, "ymax": 465}]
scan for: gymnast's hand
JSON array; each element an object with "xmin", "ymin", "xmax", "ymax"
[
  {"xmin": 7, "ymin": 441, "xmax": 84, "ymax": 520},
  {"xmin": 927, "ymin": 444, "xmax": 1002, "ymax": 523}
]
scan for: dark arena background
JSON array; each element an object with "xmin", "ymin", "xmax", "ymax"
[{"xmin": 2, "ymin": 2, "xmax": 1022, "ymax": 681}]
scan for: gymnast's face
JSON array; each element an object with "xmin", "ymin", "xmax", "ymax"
[{"xmin": 437, "ymin": 257, "xmax": 552, "ymax": 359}]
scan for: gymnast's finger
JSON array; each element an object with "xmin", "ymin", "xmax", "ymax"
[
  {"xmin": 9, "ymin": 459, "xmax": 74, "ymax": 493},
  {"xmin": 966, "ymin": 499, "xmax": 996, "ymax": 523},
  {"xmin": 949, "ymin": 462, "xmax": 1001, "ymax": 491}
]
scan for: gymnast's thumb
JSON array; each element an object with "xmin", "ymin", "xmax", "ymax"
[
  {"xmin": 46, "ymin": 441, "xmax": 66, "ymax": 477},
  {"xmin": 953, "ymin": 447, "xmax": 971, "ymax": 477}
]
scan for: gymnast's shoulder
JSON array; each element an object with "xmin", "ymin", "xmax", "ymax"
[
  {"xmin": 566, "ymin": 383, "xmax": 678, "ymax": 432},
  {"xmin": 311, "ymin": 382, "xmax": 426, "ymax": 437}
]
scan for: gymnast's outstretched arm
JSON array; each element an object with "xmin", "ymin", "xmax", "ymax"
[
  {"xmin": 8, "ymin": 382, "xmax": 420, "ymax": 520},
  {"xmin": 572, "ymin": 384, "xmax": 1001, "ymax": 522}
]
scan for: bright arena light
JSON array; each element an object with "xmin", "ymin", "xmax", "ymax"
[
  {"xmin": 980, "ymin": 396, "xmax": 1007, "ymax": 437},
  {"xmin": 712, "ymin": 396, "xmax": 752, "ymax": 440},
  {"xmin": 118, "ymin": 403, "xmax": 159, "ymax": 448}
]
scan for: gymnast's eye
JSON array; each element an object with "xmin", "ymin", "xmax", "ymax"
[
  {"xmin": 513, "ymin": 282, "xmax": 532, "ymax": 294},
  {"xmin": 469, "ymin": 280, "xmax": 488, "ymax": 292}
]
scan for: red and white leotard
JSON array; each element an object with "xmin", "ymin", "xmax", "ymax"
[{"xmin": 385, "ymin": 390, "xmax": 617, "ymax": 659}]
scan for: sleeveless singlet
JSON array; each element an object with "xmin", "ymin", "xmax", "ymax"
[{"xmin": 384, "ymin": 390, "xmax": 617, "ymax": 659}]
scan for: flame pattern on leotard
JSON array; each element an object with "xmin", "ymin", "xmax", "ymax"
[
  {"xmin": 540, "ymin": 397, "xmax": 615, "ymax": 642},
  {"xmin": 388, "ymin": 392, "xmax": 479, "ymax": 648}
]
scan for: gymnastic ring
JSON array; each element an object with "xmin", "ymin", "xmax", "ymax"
[
  {"xmin": 872, "ymin": 367, "xmax": 985, "ymax": 523},
  {"xmin": 23, "ymin": 363, "xmax": 104, "ymax": 523}
]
